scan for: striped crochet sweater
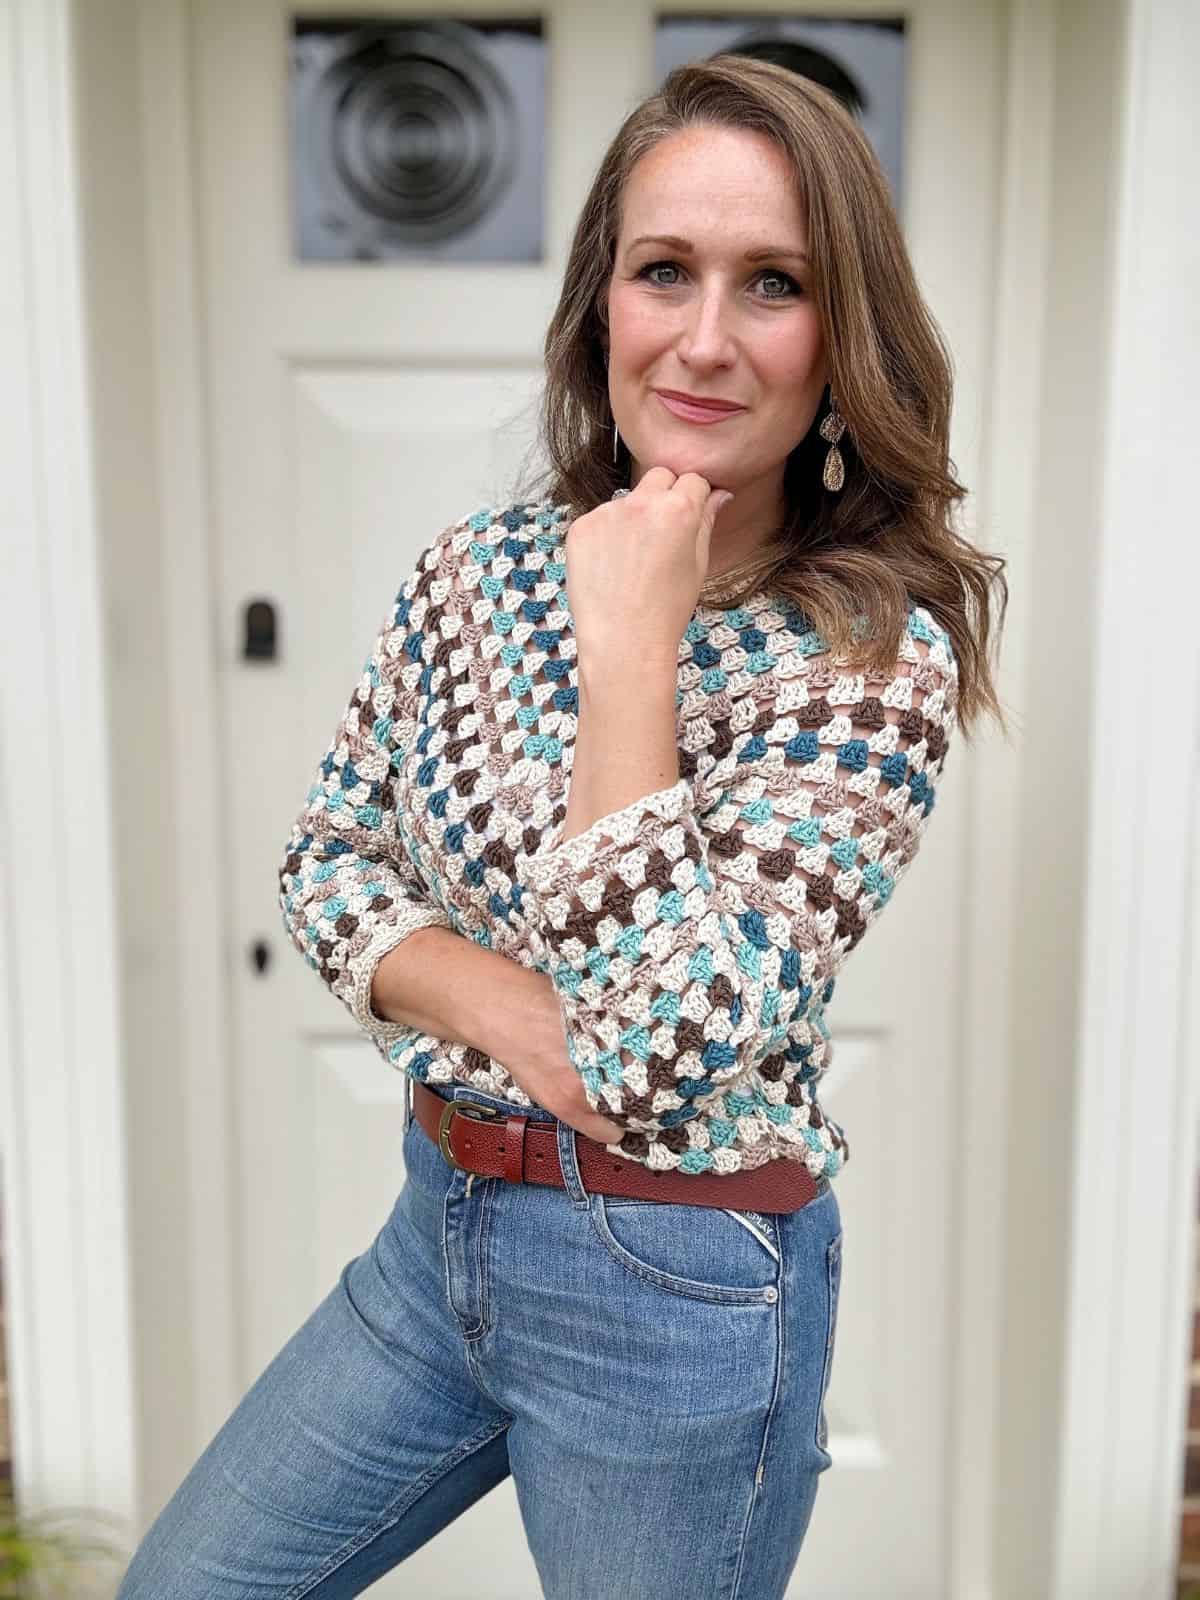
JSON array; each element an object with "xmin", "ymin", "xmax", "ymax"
[{"xmin": 278, "ymin": 498, "xmax": 958, "ymax": 1180}]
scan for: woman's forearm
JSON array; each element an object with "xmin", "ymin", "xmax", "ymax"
[
  {"xmin": 370, "ymin": 926, "xmax": 557, "ymax": 1066},
  {"xmin": 561, "ymin": 661, "xmax": 679, "ymax": 845},
  {"xmin": 365, "ymin": 658, "xmax": 678, "ymax": 1134},
  {"xmin": 370, "ymin": 925, "xmax": 625, "ymax": 1141}
]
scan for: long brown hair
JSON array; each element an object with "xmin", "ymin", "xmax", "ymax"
[{"xmin": 523, "ymin": 54, "xmax": 1008, "ymax": 740}]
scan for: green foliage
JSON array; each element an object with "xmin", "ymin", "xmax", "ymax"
[{"xmin": 0, "ymin": 1487, "xmax": 128, "ymax": 1599}]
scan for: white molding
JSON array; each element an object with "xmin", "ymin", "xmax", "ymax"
[
  {"xmin": 0, "ymin": 0, "xmax": 137, "ymax": 1525},
  {"xmin": 1051, "ymin": 0, "xmax": 1200, "ymax": 1594},
  {"xmin": 948, "ymin": 4, "xmax": 1056, "ymax": 1596},
  {"xmin": 135, "ymin": 0, "xmax": 241, "ymax": 1446}
]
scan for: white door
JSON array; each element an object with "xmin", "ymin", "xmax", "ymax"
[{"xmin": 188, "ymin": 1, "xmax": 1003, "ymax": 1591}]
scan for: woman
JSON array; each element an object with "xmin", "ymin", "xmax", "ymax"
[{"xmin": 118, "ymin": 54, "xmax": 1007, "ymax": 1600}]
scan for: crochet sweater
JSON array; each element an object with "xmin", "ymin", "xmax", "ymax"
[{"xmin": 278, "ymin": 498, "xmax": 959, "ymax": 1180}]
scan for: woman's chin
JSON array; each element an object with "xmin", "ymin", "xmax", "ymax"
[{"xmin": 632, "ymin": 446, "xmax": 731, "ymax": 484}]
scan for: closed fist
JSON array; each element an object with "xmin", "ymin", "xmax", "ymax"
[{"xmin": 565, "ymin": 467, "xmax": 733, "ymax": 666}]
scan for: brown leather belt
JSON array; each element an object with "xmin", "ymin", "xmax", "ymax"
[{"xmin": 411, "ymin": 1078, "xmax": 823, "ymax": 1213}]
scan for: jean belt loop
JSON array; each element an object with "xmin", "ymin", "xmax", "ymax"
[{"xmin": 555, "ymin": 1118, "xmax": 589, "ymax": 1208}]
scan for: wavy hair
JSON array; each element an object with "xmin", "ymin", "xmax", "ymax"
[{"xmin": 522, "ymin": 54, "xmax": 1009, "ymax": 740}]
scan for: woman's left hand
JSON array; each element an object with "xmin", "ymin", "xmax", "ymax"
[
  {"xmin": 564, "ymin": 467, "xmax": 733, "ymax": 666},
  {"xmin": 499, "ymin": 976, "xmax": 629, "ymax": 1145}
]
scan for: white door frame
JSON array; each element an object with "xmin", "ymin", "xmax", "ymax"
[
  {"xmin": 1050, "ymin": 0, "xmax": 1200, "ymax": 1594},
  {"xmin": 3, "ymin": 0, "xmax": 1195, "ymax": 1592},
  {"xmin": 0, "ymin": 0, "xmax": 137, "ymax": 1527},
  {"xmin": 944, "ymin": 2, "xmax": 1054, "ymax": 1591},
  {"xmin": 128, "ymin": 0, "xmax": 243, "ymax": 1451}
]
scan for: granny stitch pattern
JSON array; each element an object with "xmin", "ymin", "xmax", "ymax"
[{"xmin": 278, "ymin": 499, "xmax": 958, "ymax": 1181}]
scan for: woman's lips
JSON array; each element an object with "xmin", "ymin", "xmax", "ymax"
[{"xmin": 654, "ymin": 391, "xmax": 747, "ymax": 425}]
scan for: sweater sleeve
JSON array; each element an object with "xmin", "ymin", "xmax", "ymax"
[
  {"xmin": 520, "ymin": 607, "xmax": 958, "ymax": 1138},
  {"xmin": 277, "ymin": 519, "xmax": 464, "ymax": 1046}
]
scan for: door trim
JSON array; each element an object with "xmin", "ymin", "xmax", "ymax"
[
  {"xmin": 133, "ymin": 0, "xmax": 242, "ymax": 1448},
  {"xmin": 0, "ymin": 0, "xmax": 137, "ymax": 1525},
  {"xmin": 946, "ymin": 3, "xmax": 1057, "ymax": 1594},
  {"xmin": 1050, "ymin": 0, "xmax": 1200, "ymax": 1593}
]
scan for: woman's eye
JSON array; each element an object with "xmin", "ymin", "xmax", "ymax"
[
  {"xmin": 758, "ymin": 270, "xmax": 801, "ymax": 299},
  {"xmin": 636, "ymin": 262, "xmax": 802, "ymax": 299},
  {"xmin": 640, "ymin": 261, "xmax": 681, "ymax": 287}
]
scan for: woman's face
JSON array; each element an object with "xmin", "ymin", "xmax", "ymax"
[{"xmin": 605, "ymin": 125, "xmax": 827, "ymax": 513}]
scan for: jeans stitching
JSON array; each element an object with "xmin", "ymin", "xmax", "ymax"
[
  {"xmin": 721, "ymin": 1208, "xmax": 781, "ymax": 1261},
  {"xmin": 462, "ymin": 1334, "xmax": 509, "ymax": 1415},
  {"xmin": 588, "ymin": 1194, "xmax": 776, "ymax": 1305},
  {"xmin": 463, "ymin": 1179, "xmax": 497, "ymax": 1342},
  {"xmin": 279, "ymin": 1415, "xmax": 512, "ymax": 1599},
  {"xmin": 728, "ymin": 1196, "xmax": 787, "ymax": 1600},
  {"xmin": 815, "ymin": 1233, "xmax": 842, "ymax": 1455}
]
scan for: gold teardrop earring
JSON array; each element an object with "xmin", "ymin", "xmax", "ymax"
[{"xmin": 820, "ymin": 393, "xmax": 847, "ymax": 492}]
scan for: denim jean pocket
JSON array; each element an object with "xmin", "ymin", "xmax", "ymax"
[
  {"xmin": 815, "ymin": 1231, "xmax": 843, "ymax": 1452},
  {"xmin": 588, "ymin": 1193, "xmax": 782, "ymax": 1305}
]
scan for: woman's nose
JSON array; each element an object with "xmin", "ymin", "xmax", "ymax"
[{"xmin": 677, "ymin": 288, "xmax": 736, "ymax": 368}]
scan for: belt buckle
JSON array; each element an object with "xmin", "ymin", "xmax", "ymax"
[{"xmin": 438, "ymin": 1099, "xmax": 501, "ymax": 1172}]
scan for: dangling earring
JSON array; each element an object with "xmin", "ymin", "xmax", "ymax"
[
  {"xmin": 603, "ymin": 346, "xmax": 620, "ymax": 464},
  {"xmin": 820, "ymin": 394, "xmax": 847, "ymax": 492}
]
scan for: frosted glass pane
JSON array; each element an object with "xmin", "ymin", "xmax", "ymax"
[
  {"xmin": 655, "ymin": 18, "xmax": 907, "ymax": 214},
  {"xmin": 290, "ymin": 17, "xmax": 545, "ymax": 262}
]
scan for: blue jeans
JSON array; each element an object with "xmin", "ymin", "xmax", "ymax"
[{"xmin": 117, "ymin": 1080, "xmax": 843, "ymax": 1599}]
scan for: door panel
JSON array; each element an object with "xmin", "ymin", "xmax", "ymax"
[{"xmin": 192, "ymin": 2, "xmax": 1001, "ymax": 1591}]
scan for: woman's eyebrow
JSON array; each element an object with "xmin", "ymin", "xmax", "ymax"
[{"xmin": 625, "ymin": 233, "xmax": 809, "ymax": 264}]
